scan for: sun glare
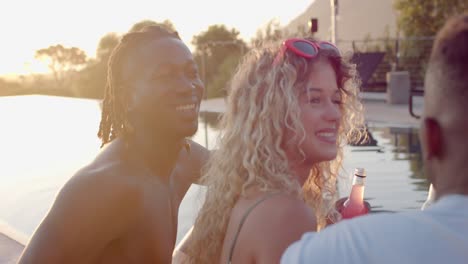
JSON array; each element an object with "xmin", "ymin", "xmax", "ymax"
[
  {"xmin": 0, "ymin": 0, "xmax": 312, "ymax": 77},
  {"xmin": 23, "ymin": 60, "xmax": 51, "ymax": 75}
]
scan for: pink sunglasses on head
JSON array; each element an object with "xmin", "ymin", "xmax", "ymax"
[{"xmin": 273, "ymin": 38, "xmax": 340, "ymax": 65}]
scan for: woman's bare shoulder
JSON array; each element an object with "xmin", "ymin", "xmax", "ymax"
[
  {"xmin": 238, "ymin": 193, "xmax": 317, "ymax": 262},
  {"xmin": 249, "ymin": 193, "xmax": 317, "ymax": 229}
]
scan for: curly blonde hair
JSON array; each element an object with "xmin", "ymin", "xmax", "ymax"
[{"xmin": 187, "ymin": 38, "xmax": 365, "ymax": 263}]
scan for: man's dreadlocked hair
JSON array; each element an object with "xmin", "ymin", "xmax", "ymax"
[{"xmin": 97, "ymin": 25, "xmax": 180, "ymax": 148}]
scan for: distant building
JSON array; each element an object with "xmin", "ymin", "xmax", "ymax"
[{"xmin": 285, "ymin": 0, "xmax": 398, "ymax": 52}]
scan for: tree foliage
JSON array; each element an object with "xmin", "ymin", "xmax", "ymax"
[
  {"xmin": 25, "ymin": 19, "xmax": 254, "ymax": 99},
  {"xmin": 74, "ymin": 33, "xmax": 120, "ymax": 98},
  {"xmin": 250, "ymin": 18, "xmax": 313, "ymax": 48},
  {"xmin": 128, "ymin": 19, "xmax": 176, "ymax": 33},
  {"xmin": 77, "ymin": 19, "xmax": 176, "ymax": 99},
  {"xmin": 0, "ymin": 77, "xmax": 26, "ymax": 96},
  {"xmin": 35, "ymin": 44, "xmax": 87, "ymax": 90},
  {"xmin": 394, "ymin": 0, "xmax": 468, "ymax": 37},
  {"xmin": 251, "ymin": 19, "xmax": 284, "ymax": 46},
  {"xmin": 192, "ymin": 25, "xmax": 248, "ymax": 98},
  {"xmin": 96, "ymin": 33, "xmax": 120, "ymax": 61},
  {"xmin": 392, "ymin": 0, "xmax": 467, "ymax": 86}
]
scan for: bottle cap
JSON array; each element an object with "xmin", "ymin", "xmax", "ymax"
[{"xmin": 354, "ymin": 167, "xmax": 366, "ymax": 178}]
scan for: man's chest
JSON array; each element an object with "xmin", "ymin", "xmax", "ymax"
[
  {"xmin": 115, "ymin": 195, "xmax": 180, "ymax": 263},
  {"xmin": 139, "ymin": 181, "xmax": 183, "ymax": 227}
]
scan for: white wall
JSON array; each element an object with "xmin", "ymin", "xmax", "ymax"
[{"xmin": 285, "ymin": 0, "xmax": 398, "ymax": 52}]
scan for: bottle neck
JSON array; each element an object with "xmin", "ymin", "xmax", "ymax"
[
  {"xmin": 352, "ymin": 174, "xmax": 366, "ymax": 186},
  {"xmin": 349, "ymin": 184, "xmax": 364, "ymax": 202},
  {"xmin": 348, "ymin": 175, "xmax": 366, "ymax": 203},
  {"xmin": 342, "ymin": 170, "xmax": 368, "ymax": 218}
]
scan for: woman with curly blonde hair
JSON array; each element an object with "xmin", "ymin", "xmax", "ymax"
[{"xmin": 177, "ymin": 37, "xmax": 365, "ymax": 264}]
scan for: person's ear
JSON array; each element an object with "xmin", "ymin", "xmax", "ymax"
[{"xmin": 421, "ymin": 117, "xmax": 443, "ymax": 160}]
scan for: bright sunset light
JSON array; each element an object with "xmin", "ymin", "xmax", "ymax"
[{"xmin": 0, "ymin": 0, "xmax": 312, "ymax": 76}]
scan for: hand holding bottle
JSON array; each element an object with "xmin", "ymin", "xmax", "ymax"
[
  {"xmin": 338, "ymin": 168, "xmax": 370, "ymax": 220},
  {"xmin": 335, "ymin": 198, "xmax": 371, "ymax": 216}
]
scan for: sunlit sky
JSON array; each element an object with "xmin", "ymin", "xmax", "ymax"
[{"xmin": 0, "ymin": 0, "xmax": 313, "ymax": 77}]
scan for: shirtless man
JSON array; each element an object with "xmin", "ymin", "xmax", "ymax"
[{"xmin": 18, "ymin": 25, "xmax": 208, "ymax": 263}]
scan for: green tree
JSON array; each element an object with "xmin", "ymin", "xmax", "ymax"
[
  {"xmin": 96, "ymin": 32, "xmax": 120, "ymax": 61},
  {"xmin": 393, "ymin": 0, "xmax": 467, "ymax": 86},
  {"xmin": 77, "ymin": 33, "xmax": 120, "ymax": 99},
  {"xmin": 76, "ymin": 19, "xmax": 178, "ymax": 99},
  {"xmin": 128, "ymin": 19, "xmax": 176, "ymax": 33},
  {"xmin": 251, "ymin": 19, "xmax": 284, "ymax": 46},
  {"xmin": 35, "ymin": 44, "xmax": 87, "ymax": 90},
  {"xmin": 292, "ymin": 23, "xmax": 311, "ymax": 39},
  {"xmin": 394, "ymin": 0, "xmax": 468, "ymax": 37},
  {"xmin": 192, "ymin": 25, "xmax": 248, "ymax": 98}
]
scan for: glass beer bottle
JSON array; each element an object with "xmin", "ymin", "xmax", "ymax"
[{"xmin": 341, "ymin": 168, "xmax": 369, "ymax": 219}]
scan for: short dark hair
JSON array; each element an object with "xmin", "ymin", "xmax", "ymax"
[
  {"xmin": 97, "ymin": 25, "xmax": 180, "ymax": 147},
  {"xmin": 428, "ymin": 12, "xmax": 468, "ymax": 102}
]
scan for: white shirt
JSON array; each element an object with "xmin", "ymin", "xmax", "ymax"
[{"xmin": 281, "ymin": 195, "xmax": 468, "ymax": 264}]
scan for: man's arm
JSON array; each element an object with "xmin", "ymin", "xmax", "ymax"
[{"xmin": 18, "ymin": 170, "xmax": 139, "ymax": 264}]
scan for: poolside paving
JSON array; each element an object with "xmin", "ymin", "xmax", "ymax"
[{"xmin": 199, "ymin": 92, "xmax": 424, "ymax": 128}]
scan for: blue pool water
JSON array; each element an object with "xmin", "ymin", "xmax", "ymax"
[{"xmin": 0, "ymin": 95, "xmax": 429, "ymax": 245}]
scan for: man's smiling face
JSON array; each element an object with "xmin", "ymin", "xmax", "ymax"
[{"xmin": 123, "ymin": 37, "xmax": 204, "ymax": 139}]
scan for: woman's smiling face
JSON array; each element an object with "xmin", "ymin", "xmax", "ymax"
[{"xmin": 285, "ymin": 59, "xmax": 342, "ymax": 165}]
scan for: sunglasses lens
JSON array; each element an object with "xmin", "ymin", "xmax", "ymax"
[
  {"xmin": 292, "ymin": 41, "xmax": 318, "ymax": 57},
  {"xmin": 319, "ymin": 42, "xmax": 340, "ymax": 56}
]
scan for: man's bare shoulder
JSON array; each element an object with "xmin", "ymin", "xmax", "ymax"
[
  {"xmin": 57, "ymin": 141, "xmax": 143, "ymax": 219},
  {"xmin": 70, "ymin": 160, "xmax": 133, "ymax": 194},
  {"xmin": 58, "ymin": 165, "xmax": 140, "ymax": 216},
  {"xmin": 17, "ymin": 142, "xmax": 143, "ymax": 264}
]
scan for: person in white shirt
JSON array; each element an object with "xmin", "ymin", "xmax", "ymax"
[{"xmin": 281, "ymin": 12, "xmax": 468, "ymax": 264}]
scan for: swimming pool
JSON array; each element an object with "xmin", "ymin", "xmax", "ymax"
[{"xmin": 0, "ymin": 95, "xmax": 429, "ymax": 245}]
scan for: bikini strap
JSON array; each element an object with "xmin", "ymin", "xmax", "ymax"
[{"xmin": 227, "ymin": 192, "xmax": 281, "ymax": 264}]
